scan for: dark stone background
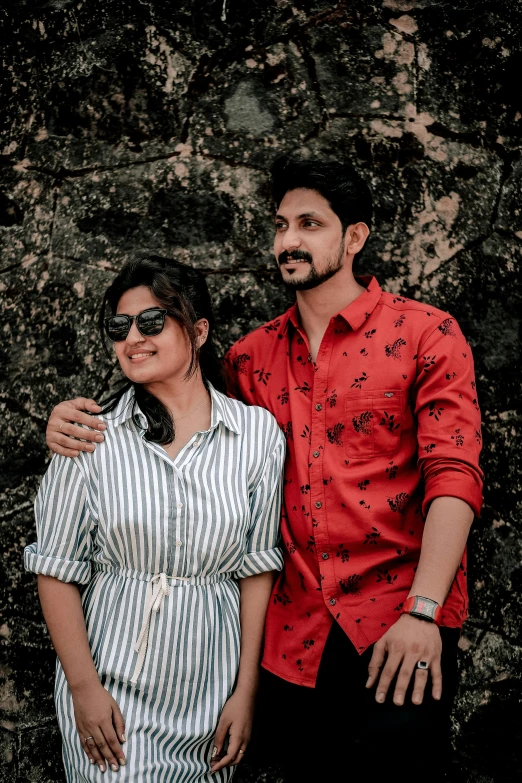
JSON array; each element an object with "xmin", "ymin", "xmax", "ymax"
[{"xmin": 1, "ymin": 1, "xmax": 521, "ymax": 781}]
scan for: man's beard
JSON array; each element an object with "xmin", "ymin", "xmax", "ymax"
[{"xmin": 278, "ymin": 242, "xmax": 345, "ymax": 291}]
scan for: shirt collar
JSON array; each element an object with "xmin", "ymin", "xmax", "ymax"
[
  {"xmin": 103, "ymin": 386, "xmax": 143, "ymax": 429},
  {"xmin": 102, "ymin": 383, "xmax": 241, "ymax": 435},
  {"xmin": 209, "ymin": 383, "xmax": 242, "ymax": 434},
  {"xmin": 283, "ymin": 275, "xmax": 382, "ymax": 334}
]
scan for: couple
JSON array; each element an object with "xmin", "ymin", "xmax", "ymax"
[{"xmin": 26, "ymin": 156, "xmax": 483, "ymax": 782}]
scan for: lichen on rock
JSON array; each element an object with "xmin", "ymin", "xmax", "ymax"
[{"xmin": 1, "ymin": 2, "xmax": 521, "ymax": 781}]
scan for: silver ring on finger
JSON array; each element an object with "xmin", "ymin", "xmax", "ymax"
[
  {"xmin": 416, "ymin": 660, "xmax": 429, "ymax": 670},
  {"xmin": 59, "ymin": 423, "xmax": 65, "ymax": 432},
  {"xmin": 84, "ymin": 736, "xmax": 94, "ymax": 742}
]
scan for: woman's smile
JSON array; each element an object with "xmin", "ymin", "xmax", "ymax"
[{"xmin": 127, "ymin": 350, "xmax": 157, "ymax": 363}]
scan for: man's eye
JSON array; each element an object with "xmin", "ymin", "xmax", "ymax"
[
  {"xmin": 304, "ymin": 221, "xmax": 319, "ymax": 227},
  {"xmin": 275, "ymin": 223, "xmax": 286, "ymax": 230}
]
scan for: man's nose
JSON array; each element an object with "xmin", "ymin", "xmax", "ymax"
[{"xmin": 281, "ymin": 226, "xmax": 301, "ymax": 252}]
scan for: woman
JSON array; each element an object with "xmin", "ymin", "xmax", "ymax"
[{"xmin": 24, "ymin": 257, "xmax": 285, "ymax": 781}]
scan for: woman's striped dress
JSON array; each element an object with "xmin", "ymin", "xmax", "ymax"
[{"xmin": 24, "ymin": 384, "xmax": 285, "ymax": 782}]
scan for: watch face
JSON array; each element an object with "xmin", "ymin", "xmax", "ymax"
[{"xmin": 413, "ymin": 596, "xmax": 437, "ymax": 619}]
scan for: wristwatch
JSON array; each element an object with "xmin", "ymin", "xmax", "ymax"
[{"xmin": 400, "ymin": 595, "xmax": 442, "ymax": 625}]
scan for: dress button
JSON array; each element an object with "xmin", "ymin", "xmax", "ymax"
[
  {"xmin": 313, "ymin": 451, "xmax": 320, "ymax": 458},
  {"xmin": 329, "ymin": 598, "xmax": 336, "ymax": 606},
  {"xmin": 315, "ymin": 501, "xmax": 322, "ymax": 509},
  {"xmin": 322, "ymin": 552, "xmax": 329, "ymax": 560},
  {"xmin": 177, "ymin": 502, "xmax": 184, "ymax": 509},
  {"xmin": 175, "ymin": 540, "xmax": 183, "ymax": 547},
  {"xmin": 315, "ymin": 404, "xmax": 322, "ymax": 411},
  {"xmin": 193, "ymin": 441, "xmax": 199, "ymax": 447}
]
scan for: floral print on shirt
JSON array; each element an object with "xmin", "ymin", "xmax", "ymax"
[{"xmin": 225, "ymin": 276, "xmax": 483, "ymax": 687}]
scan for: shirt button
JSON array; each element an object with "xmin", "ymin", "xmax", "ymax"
[
  {"xmin": 322, "ymin": 552, "xmax": 329, "ymax": 560},
  {"xmin": 313, "ymin": 451, "xmax": 320, "ymax": 458},
  {"xmin": 315, "ymin": 501, "xmax": 322, "ymax": 509},
  {"xmin": 177, "ymin": 502, "xmax": 184, "ymax": 509},
  {"xmin": 315, "ymin": 404, "xmax": 322, "ymax": 411},
  {"xmin": 329, "ymin": 598, "xmax": 336, "ymax": 606},
  {"xmin": 175, "ymin": 540, "xmax": 183, "ymax": 547},
  {"xmin": 193, "ymin": 441, "xmax": 199, "ymax": 447}
]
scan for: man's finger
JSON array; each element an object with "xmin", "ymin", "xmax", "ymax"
[
  {"xmin": 366, "ymin": 639, "xmax": 386, "ymax": 687},
  {"xmin": 48, "ymin": 434, "xmax": 95, "ymax": 454},
  {"xmin": 55, "ymin": 423, "xmax": 105, "ymax": 443},
  {"xmin": 49, "ymin": 445, "xmax": 81, "ymax": 458},
  {"xmin": 54, "ymin": 408, "xmax": 105, "ymax": 429},
  {"xmin": 393, "ymin": 657, "xmax": 419, "ymax": 705},
  {"xmin": 80, "ymin": 398, "xmax": 103, "ymax": 414},
  {"xmin": 430, "ymin": 658, "xmax": 443, "ymax": 702},
  {"xmin": 411, "ymin": 662, "xmax": 431, "ymax": 705},
  {"xmin": 375, "ymin": 651, "xmax": 403, "ymax": 703},
  {"xmin": 57, "ymin": 397, "xmax": 102, "ymax": 414},
  {"xmin": 84, "ymin": 416, "xmax": 106, "ymax": 431}
]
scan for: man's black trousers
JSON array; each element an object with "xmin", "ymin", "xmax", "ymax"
[{"xmin": 249, "ymin": 620, "xmax": 460, "ymax": 782}]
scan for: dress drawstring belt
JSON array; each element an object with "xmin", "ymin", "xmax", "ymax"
[
  {"xmin": 131, "ymin": 573, "xmax": 179, "ymax": 685},
  {"xmin": 117, "ymin": 568, "xmax": 233, "ymax": 685}
]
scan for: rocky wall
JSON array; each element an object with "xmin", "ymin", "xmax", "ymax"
[{"xmin": 1, "ymin": 1, "xmax": 521, "ymax": 781}]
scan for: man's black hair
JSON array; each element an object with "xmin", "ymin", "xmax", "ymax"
[{"xmin": 271, "ymin": 156, "xmax": 373, "ymax": 233}]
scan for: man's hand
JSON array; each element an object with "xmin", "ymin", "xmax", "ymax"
[
  {"xmin": 366, "ymin": 613, "xmax": 442, "ymax": 706},
  {"xmin": 46, "ymin": 398, "xmax": 106, "ymax": 457}
]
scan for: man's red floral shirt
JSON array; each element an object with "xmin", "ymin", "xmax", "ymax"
[{"xmin": 224, "ymin": 277, "xmax": 483, "ymax": 687}]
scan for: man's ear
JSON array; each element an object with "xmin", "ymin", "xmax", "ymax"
[{"xmin": 344, "ymin": 222, "xmax": 370, "ymax": 256}]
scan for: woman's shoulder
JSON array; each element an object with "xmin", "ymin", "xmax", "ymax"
[{"xmin": 215, "ymin": 389, "xmax": 283, "ymax": 446}]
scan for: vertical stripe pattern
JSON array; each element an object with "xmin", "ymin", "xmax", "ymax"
[{"xmin": 24, "ymin": 384, "xmax": 285, "ymax": 782}]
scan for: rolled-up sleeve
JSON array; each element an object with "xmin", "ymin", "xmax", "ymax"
[
  {"xmin": 413, "ymin": 317, "xmax": 484, "ymax": 517},
  {"xmin": 235, "ymin": 431, "xmax": 285, "ymax": 580},
  {"xmin": 24, "ymin": 455, "xmax": 94, "ymax": 584}
]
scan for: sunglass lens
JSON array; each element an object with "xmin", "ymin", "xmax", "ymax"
[
  {"xmin": 138, "ymin": 309, "xmax": 166, "ymax": 336},
  {"xmin": 106, "ymin": 316, "xmax": 130, "ymax": 342}
]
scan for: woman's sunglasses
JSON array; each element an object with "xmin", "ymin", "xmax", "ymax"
[{"xmin": 104, "ymin": 308, "xmax": 168, "ymax": 342}]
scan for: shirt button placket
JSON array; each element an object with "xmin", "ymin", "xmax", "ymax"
[
  {"xmin": 169, "ymin": 473, "xmax": 186, "ymax": 575},
  {"xmin": 309, "ymin": 325, "xmax": 338, "ymax": 612}
]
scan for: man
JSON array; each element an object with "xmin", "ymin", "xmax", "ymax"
[{"xmin": 46, "ymin": 157, "xmax": 483, "ymax": 781}]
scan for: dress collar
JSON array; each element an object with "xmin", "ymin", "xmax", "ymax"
[{"xmin": 103, "ymin": 382, "xmax": 241, "ymax": 435}]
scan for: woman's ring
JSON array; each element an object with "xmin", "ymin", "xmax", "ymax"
[
  {"xmin": 59, "ymin": 423, "xmax": 65, "ymax": 432},
  {"xmin": 416, "ymin": 661, "xmax": 429, "ymax": 670},
  {"xmin": 239, "ymin": 750, "xmax": 245, "ymax": 754},
  {"xmin": 84, "ymin": 736, "xmax": 94, "ymax": 742}
]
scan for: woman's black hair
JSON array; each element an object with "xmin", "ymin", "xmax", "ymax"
[
  {"xmin": 271, "ymin": 155, "xmax": 373, "ymax": 233},
  {"xmin": 99, "ymin": 255, "xmax": 224, "ymax": 445}
]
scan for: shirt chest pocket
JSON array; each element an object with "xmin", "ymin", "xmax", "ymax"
[{"xmin": 344, "ymin": 389, "xmax": 403, "ymax": 459}]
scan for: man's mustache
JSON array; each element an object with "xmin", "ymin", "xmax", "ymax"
[{"xmin": 278, "ymin": 250, "xmax": 313, "ymax": 265}]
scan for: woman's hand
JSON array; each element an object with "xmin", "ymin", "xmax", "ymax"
[
  {"xmin": 210, "ymin": 688, "xmax": 255, "ymax": 774},
  {"xmin": 71, "ymin": 681, "xmax": 126, "ymax": 773},
  {"xmin": 46, "ymin": 398, "xmax": 106, "ymax": 457}
]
